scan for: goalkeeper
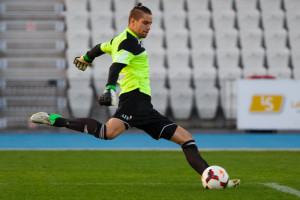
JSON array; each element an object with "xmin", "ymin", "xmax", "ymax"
[{"xmin": 31, "ymin": 2, "xmax": 239, "ymax": 187}]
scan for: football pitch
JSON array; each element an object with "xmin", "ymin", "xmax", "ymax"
[{"xmin": 0, "ymin": 150, "xmax": 299, "ymax": 200}]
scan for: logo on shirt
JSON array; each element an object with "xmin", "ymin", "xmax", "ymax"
[{"xmin": 121, "ymin": 114, "xmax": 132, "ymax": 121}]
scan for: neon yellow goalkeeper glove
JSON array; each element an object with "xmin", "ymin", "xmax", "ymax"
[{"xmin": 73, "ymin": 55, "xmax": 92, "ymax": 71}]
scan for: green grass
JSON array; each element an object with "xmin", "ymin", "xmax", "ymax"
[{"xmin": 0, "ymin": 151, "xmax": 299, "ymax": 200}]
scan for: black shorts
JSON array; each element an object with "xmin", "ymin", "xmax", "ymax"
[{"xmin": 113, "ymin": 89, "xmax": 177, "ymax": 140}]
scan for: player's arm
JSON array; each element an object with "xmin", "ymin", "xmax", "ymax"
[
  {"xmin": 73, "ymin": 39, "xmax": 113, "ymax": 71},
  {"xmin": 98, "ymin": 63, "xmax": 126, "ymax": 106}
]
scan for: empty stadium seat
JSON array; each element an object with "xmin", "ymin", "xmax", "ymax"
[
  {"xmin": 142, "ymin": 29, "xmax": 164, "ymax": 50},
  {"xmin": 65, "ymin": 13, "xmax": 89, "ymax": 31},
  {"xmin": 266, "ymin": 48, "xmax": 290, "ymax": 70},
  {"xmin": 151, "ymin": 11, "xmax": 163, "ymax": 31},
  {"xmin": 168, "ymin": 68, "xmax": 192, "ymax": 90},
  {"xmin": 264, "ymin": 30, "xmax": 288, "ymax": 50},
  {"xmin": 216, "ymin": 48, "xmax": 240, "ymax": 70},
  {"xmin": 237, "ymin": 10, "xmax": 260, "ymax": 31},
  {"xmin": 66, "ymin": 30, "xmax": 90, "ymax": 48},
  {"xmin": 91, "ymin": 29, "xmax": 115, "ymax": 45},
  {"xmin": 211, "ymin": 0, "xmax": 234, "ymax": 13},
  {"xmin": 195, "ymin": 87, "xmax": 219, "ymax": 119},
  {"xmin": 267, "ymin": 68, "xmax": 292, "ymax": 79},
  {"xmin": 166, "ymin": 49, "xmax": 190, "ymax": 71},
  {"xmin": 92, "ymin": 55, "xmax": 112, "ymax": 96},
  {"xmin": 162, "ymin": 0, "xmax": 185, "ymax": 13},
  {"xmin": 190, "ymin": 29, "xmax": 214, "ymax": 50},
  {"xmin": 219, "ymin": 80, "xmax": 238, "ymax": 119},
  {"xmin": 291, "ymin": 50, "xmax": 300, "ymax": 70},
  {"xmin": 261, "ymin": 10, "xmax": 285, "ymax": 31},
  {"xmin": 151, "ymin": 87, "xmax": 169, "ymax": 116},
  {"xmin": 259, "ymin": 0, "xmax": 282, "ymax": 12},
  {"xmin": 289, "ymin": 31, "xmax": 300, "ymax": 51},
  {"xmin": 90, "ymin": 12, "xmax": 114, "ymax": 31},
  {"xmin": 284, "ymin": 0, "xmax": 300, "ymax": 14},
  {"xmin": 68, "ymin": 87, "xmax": 93, "ymax": 117},
  {"xmin": 169, "ymin": 88, "xmax": 193, "ymax": 120},
  {"xmin": 241, "ymin": 48, "xmax": 265, "ymax": 69},
  {"xmin": 243, "ymin": 66, "xmax": 267, "ymax": 77},
  {"xmin": 235, "ymin": 0, "xmax": 258, "ymax": 13},
  {"xmin": 186, "ymin": 0, "xmax": 209, "ymax": 13},
  {"xmin": 286, "ymin": 13, "xmax": 300, "ymax": 32},
  {"xmin": 239, "ymin": 29, "xmax": 263, "ymax": 50},
  {"xmin": 188, "ymin": 11, "xmax": 211, "ymax": 32},
  {"xmin": 114, "ymin": 0, "xmax": 137, "ymax": 14},
  {"xmin": 191, "ymin": 48, "xmax": 215, "ymax": 69},
  {"xmin": 193, "ymin": 67, "xmax": 217, "ymax": 89},
  {"xmin": 215, "ymin": 29, "xmax": 239, "ymax": 50},
  {"xmin": 143, "ymin": 0, "xmax": 161, "ymax": 13},
  {"xmin": 212, "ymin": 11, "xmax": 236, "ymax": 31},
  {"xmin": 150, "ymin": 67, "xmax": 167, "ymax": 89},
  {"xmin": 114, "ymin": 12, "xmax": 129, "ymax": 33},
  {"xmin": 89, "ymin": 0, "xmax": 112, "ymax": 13},
  {"xmin": 165, "ymin": 29, "xmax": 189, "ymax": 49},
  {"xmin": 163, "ymin": 11, "xmax": 186, "ymax": 31},
  {"xmin": 148, "ymin": 49, "xmax": 166, "ymax": 69}
]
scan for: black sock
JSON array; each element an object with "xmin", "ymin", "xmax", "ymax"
[
  {"xmin": 53, "ymin": 118, "xmax": 106, "ymax": 139},
  {"xmin": 182, "ymin": 140, "xmax": 209, "ymax": 175}
]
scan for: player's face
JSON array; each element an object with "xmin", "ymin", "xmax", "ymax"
[{"xmin": 131, "ymin": 13, "xmax": 152, "ymax": 38}]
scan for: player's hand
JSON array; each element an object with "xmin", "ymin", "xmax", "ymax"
[
  {"xmin": 73, "ymin": 56, "xmax": 92, "ymax": 71},
  {"xmin": 98, "ymin": 86, "xmax": 116, "ymax": 106}
]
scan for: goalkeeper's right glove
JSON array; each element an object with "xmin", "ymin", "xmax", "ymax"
[
  {"xmin": 73, "ymin": 55, "xmax": 92, "ymax": 71},
  {"xmin": 98, "ymin": 85, "xmax": 117, "ymax": 106}
]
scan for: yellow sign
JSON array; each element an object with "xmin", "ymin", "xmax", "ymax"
[{"xmin": 249, "ymin": 95, "xmax": 283, "ymax": 112}]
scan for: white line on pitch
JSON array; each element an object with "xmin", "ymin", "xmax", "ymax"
[{"xmin": 263, "ymin": 183, "xmax": 300, "ymax": 198}]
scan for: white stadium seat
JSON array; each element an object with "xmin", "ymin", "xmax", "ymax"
[
  {"xmin": 190, "ymin": 29, "xmax": 214, "ymax": 50},
  {"xmin": 191, "ymin": 48, "xmax": 215, "ymax": 69},
  {"xmin": 186, "ymin": 0, "xmax": 209, "ymax": 13},
  {"xmin": 65, "ymin": 0, "xmax": 88, "ymax": 11},
  {"xmin": 142, "ymin": 0, "xmax": 161, "ymax": 13},
  {"xmin": 241, "ymin": 48, "xmax": 265, "ymax": 69},
  {"xmin": 142, "ymin": 29, "xmax": 164, "ymax": 51},
  {"xmin": 215, "ymin": 29, "xmax": 238, "ymax": 50},
  {"xmin": 65, "ymin": 13, "xmax": 89, "ymax": 31},
  {"xmin": 166, "ymin": 49, "xmax": 190, "ymax": 71},
  {"xmin": 148, "ymin": 49, "xmax": 166, "ymax": 69},
  {"xmin": 259, "ymin": 0, "xmax": 282, "ymax": 12},
  {"xmin": 91, "ymin": 29, "xmax": 115, "ymax": 45},
  {"xmin": 284, "ymin": 0, "xmax": 300, "ymax": 14},
  {"xmin": 114, "ymin": 0, "xmax": 137, "ymax": 14},
  {"xmin": 169, "ymin": 88, "xmax": 193, "ymax": 120},
  {"xmin": 211, "ymin": 0, "xmax": 233, "ymax": 13},
  {"xmin": 165, "ymin": 29, "xmax": 189, "ymax": 50},
  {"xmin": 219, "ymin": 80, "xmax": 238, "ymax": 119},
  {"xmin": 163, "ymin": 11, "xmax": 186, "ymax": 31},
  {"xmin": 68, "ymin": 87, "xmax": 93, "ymax": 117},
  {"xmin": 212, "ymin": 11, "xmax": 236, "ymax": 31},
  {"xmin": 162, "ymin": 0, "xmax": 185, "ymax": 13},
  {"xmin": 266, "ymin": 48, "xmax": 290, "ymax": 70},
  {"xmin": 193, "ymin": 67, "xmax": 217, "ymax": 89},
  {"xmin": 286, "ymin": 13, "xmax": 300, "ymax": 32},
  {"xmin": 188, "ymin": 11, "xmax": 211, "ymax": 32},
  {"xmin": 168, "ymin": 68, "xmax": 192, "ymax": 90},
  {"xmin": 239, "ymin": 29, "xmax": 263, "ymax": 50},
  {"xmin": 264, "ymin": 30, "xmax": 288, "ymax": 50},
  {"xmin": 291, "ymin": 50, "xmax": 300, "ymax": 70},
  {"xmin": 237, "ymin": 10, "xmax": 260, "ymax": 31},
  {"xmin": 89, "ymin": 0, "xmax": 112, "ymax": 12},
  {"xmin": 216, "ymin": 48, "xmax": 240, "ymax": 70},
  {"xmin": 289, "ymin": 32, "xmax": 300, "ymax": 51},
  {"xmin": 235, "ymin": 0, "xmax": 258, "ymax": 13},
  {"xmin": 150, "ymin": 67, "xmax": 167, "ymax": 89},
  {"xmin": 66, "ymin": 30, "xmax": 90, "ymax": 48},
  {"xmin": 195, "ymin": 87, "xmax": 219, "ymax": 119},
  {"xmin": 151, "ymin": 87, "xmax": 169, "ymax": 115},
  {"xmin": 90, "ymin": 12, "xmax": 114, "ymax": 31},
  {"xmin": 261, "ymin": 10, "xmax": 285, "ymax": 31}
]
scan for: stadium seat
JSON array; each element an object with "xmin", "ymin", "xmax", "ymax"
[
  {"xmin": 165, "ymin": 29, "xmax": 189, "ymax": 49},
  {"xmin": 215, "ymin": 29, "xmax": 238, "ymax": 50},
  {"xmin": 162, "ymin": 0, "xmax": 185, "ymax": 13},
  {"xmin": 190, "ymin": 29, "xmax": 214, "ymax": 50},
  {"xmin": 237, "ymin": 10, "xmax": 260, "ymax": 31},
  {"xmin": 65, "ymin": 0, "xmax": 88, "ymax": 11},
  {"xmin": 68, "ymin": 87, "xmax": 93, "ymax": 117},
  {"xmin": 114, "ymin": 0, "xmax": 137, "ymax": 14},
  {"xmin": 241, "ymin": 48, "xmax": 265, "ymax": 69},
  {"xmin": 291, "ymin": 50, "xmax": 300, "ymax": 71},
  {"xmin": 211, "ymin": 0, "xmax": 234, "ymax": 13},
  {"xmin": 289, "ymin": 31, "xmax": 300, "ymax": 51},
  {"xmin": 168, "ymin": 68, "xmax": 192, "ymax": 90},
  {"xmin": 143, "ymin": 0, "xmax": 161, "ymax": 13},
  {"xmin": 166, "ymin": 49, "xmax": 190, "ymax": 71},
  {"xmin": 191, "ymin": 48, "xmax": 215, "ymax": 69},
  {"xmin": 151, "ymin": 87, "xmax": 169, "ymax": 115},
  {"xmin": 266, "ymin": 48, "xmax": 290, "ymax": 70},
  {"xmin": 169, "ymin": 88, "xmax": 193, "ymax": 120},
  {"xmin": 142, "ymin": 29, "xmax": 164, "ymax": 50},
  {"xmin": 216, "ymin": 48, "xmax": 240, "ymax": 70},
  {"xmin": 90, "ymin": 12, "xmax": 114, "ymax": 31},
  {"xmin": 89, "ymin": 0, "xmax": 112, "ymax": 13},
  {"xmin": 286, "ymin": 13, "xmax": 300, "ymax": 32},
  {"xmin": 219, "ymin": 80, "xmax": 238, "ymax": 119},
  {"xmin": 66, "ymin": 30, "xmax": 90, "ymax": 48},
  {"xmin": 150, "ymin": 11, "xmax": 163, "ymax": 31},
  {"xmin": 163, "ymin": 11, "xmax": 186, "ymax": 31},
  {"xmin": 148, "ymin": 49, "xmax": 166, "ymax": 69},
  {"xmin": 239, "ymin": 29, "xmax": 263, "ymax": 50},
  {"xmin": 186, "ymin": 0, "xmax": 209, "ymax": 13},
  {"xmin": 268, "ymin": 68, "xmax": 292, "ymax": 79},
  {"xmin": 193, "ymin": 67, "xmax": 217, "ymax": 89},
  {"xmin": 212, "ymin": 11, "xmax": 236, "ymax": 31},
  {"xmin": 65, "ymin": 13, "xmax": 89, "ymax": 31},
  {"xmin": 150, "ymin": 67, "xmax": 167, "ymax": 89},
  {"xmin": 92, "ymin": 55, "xmax": 111, "ymax": 96},
  {"xmin": 243, "ymin": 66, "xmax": 267, "ymax": 77},
  {"xmin": 261, "ymin": 10, "xmax": 285, "ymax": 31},
  {"xmin": 91, "ymin": 29, "xmax": 115, "ymax": 45},
  {"xmin": 218, "ymin": 67, "xmax": 242, "ymax": 81},
  {"xmin": 195, "ymin": 87, "xmax": 219, "ymax": 119},
  {"xmin": 187, "ymin": 11, "xmax": 211, "ymax": 32},
  {"xmin": 235, "ymin": 0, "xmax": 258, "ymax": 13},
  {"xmin": 284, "ymin": 0, "xmax": 300, "ymax": 14},
  {"xmin": 264, "ymin": 30, "xmax": 288, "ymax": 50},
  {"xmin": 259, "ymin": 0, "xmax": 282, "ymax": 12},
  {"xmin": 114, "ymin": 12, "xmax": 129, "ymax": 33}
]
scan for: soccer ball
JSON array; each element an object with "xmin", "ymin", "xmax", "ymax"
[{"xmin": 201, "ymin": 166, "xmax": 229, "ymax": 189}]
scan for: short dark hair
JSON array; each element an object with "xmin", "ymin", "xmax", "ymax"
[{"xmin": 128, "ymin": 2, "xmax": 152, "ymax": 24}]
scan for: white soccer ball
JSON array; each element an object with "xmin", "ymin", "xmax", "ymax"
[{"xmin": 201, "ymin": 166, "xmax": 229, "ymax": 189}]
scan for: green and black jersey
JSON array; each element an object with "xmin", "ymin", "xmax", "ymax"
[{"xmin": 86, "ymin": 28, "xmax": 150, "ymax": 96}]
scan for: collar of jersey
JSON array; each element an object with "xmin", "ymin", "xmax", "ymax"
[{"xmin": 126, "ymin": 28, "xmax": 141, "ymax": 41}]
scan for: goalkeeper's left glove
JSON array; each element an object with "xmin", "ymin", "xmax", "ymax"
[
  {"xmin": 73, "ymin": 55, "xmax": 92, "ymax": 71},
  {"xmin": 98, "ymin": 85, "xmax": 116, "ymax": 106}
]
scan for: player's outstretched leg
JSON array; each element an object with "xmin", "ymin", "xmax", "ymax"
[{"xmin": 30, "ymin": 112, "xmax": 107, "ymax": 139}]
